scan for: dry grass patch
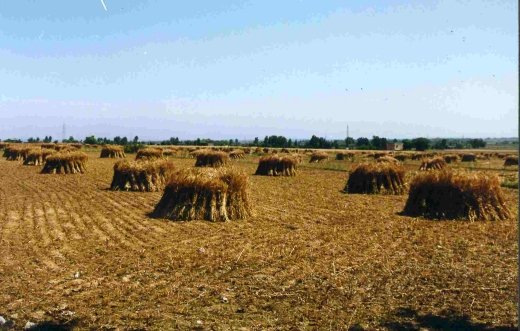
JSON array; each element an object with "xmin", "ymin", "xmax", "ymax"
[
  {"xmin": 151, "ymin": 167, "xmax": 252, "ymax": 221},
  {"xmin": 41, "ymin": 152, "xmax": 88, "ymax": 174},
  {"xmin": 194, "ymin": 150, "xmax": 229, "ymax": 168},
  {"xmin": 419, "ymin": 157, "xmax": 447, "ymax": 171},
  {"xmin": 111, "ymin": 159, "xmax": 175, "ymax": 192},
  {"xmin": 136, "ymin": 147, "xmax": 163, "ymax": 160},
  {"xmin": 100, "ymin": 145, "xmax": 126, "ymax": 158},
  {"xmin": 376, "ymin": 156, "xmax": 400, "ymax": 164},
  {"xmin": 345, "ymin": 162, "xmax": 406, "ymax": 194},
  {"xmin": 255, "ymin": 155, "xmax": 298, "ymax": 176},
  {"xmin": 402, "ymin": 170, "xmax": 511, "ymax": 221}
]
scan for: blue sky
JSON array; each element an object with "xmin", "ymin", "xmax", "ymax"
[{"xmin": 0, "ymin": 0, "xmax": 517, "ymax": 140}]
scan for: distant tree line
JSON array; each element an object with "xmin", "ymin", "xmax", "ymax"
[{"xmin": 1, "ymin": 134, "xmax": 492, "ymax": 151}]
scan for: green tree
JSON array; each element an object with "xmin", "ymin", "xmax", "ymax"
[{"xmin": 412, "ymin": 137, "xmax": 430, "ymax": 151}]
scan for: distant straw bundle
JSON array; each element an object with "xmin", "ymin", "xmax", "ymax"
[
  {"xmin": 461, "ymin": 153, "xmax": 476, "ymax": 162},
  {"xmin": 110, "ymin": 159, "xmax": 175, "ymax": 192},
  {"xmin": 345, "ymin": 163, "xmax": 406, "ymax": 194},
  {"xmin": 376, "ymin": 156, "xmax": 400, "ymax": 164},
  {"xmin": 394, "ymin": 154, "xmax": 410, "ymax": 161},
  {"xmin": 255, "ymin": 155, "xmax": 298, "ymax": 176},
  {"xmin": 419, "ymin": 157, "xmax": 447, "ymax": 171},
  {"xmin": 229, "ymin": 149, "xmax": 245, "ymax": 159},
  {"xmin": 0, "ymin": 142, "xmax": 9, "ymax": 150},
  {"xmin": 136, "ymin": 147, "xmax": 163, "ymax": 160},
  {"xmin": 23, "ymin": 148, "xmax": 56, "ymax": 166},
  {"xmin": 41, "ymin": 152, "xmax": 87, "ymax": 174},
  {"xmin": 100, "ymin": 145, "xmax": 126, "ymax": 158},
  {"xmin": 402, "ymin": 170, "xmax": 511, "ymax": 221},
  {"xmin": 443, "ymin": 154, "xmax": 460, "ymax": 163},
  {"xmin": 194, "ymin": 150, "xmax": 229, "ymax": 167},
  {"xmin": 151, "ymin": 167, "xmax": 252, "ymax": 222},
  {"xmin": 503, "ymin": 156, "xmax": 518, "ymax": 167},
  {"xmin": 336, "ymin": 152, "xmax": 354, "ymax": 160},
  {"xmin": 3, "ymin": 145, "xmax": 31, "ymax": 161},
  {"xmin": 309, "ymin": 152, "xmax": 329, "ymax": 163}
]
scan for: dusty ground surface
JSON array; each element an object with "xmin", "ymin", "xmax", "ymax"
[{"xmin": 0, "ymin": 150, "xmax": 517, "ymax": 330}]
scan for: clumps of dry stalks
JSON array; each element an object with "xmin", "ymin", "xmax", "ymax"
[
  {"xmin": 136, "ymin": 147, "xmax": 163, "ymax": 160},
  {"xmin": 503, "ymin": 156, "xmax": 518, "ymax": 167},
  {"xmin": 443, "ymin": 154, "xmax": 460, "ymax": 163},
  {"xmin": 336, "ymin": 152, "xmax": 354, "ymax": 160},
  {"xmin": 229, "ymin": 149, "xmax": 245, "ymax": 159},
  {"xmin": 3, "ymin": 145, "xmax": 32, "ymax": 161},
  {"xmin": 419, "ymin": 157, "xmax": 447, "ymax": 171},
  {"xmin": 394, "ymin": 154, "xmax": 410, "ymax": 162},
  {"xmin": 111, "ymin": 159, "xmax": 175, "ymax": 192},
  {"xmin": 376, "ymin": 156, "xmax": 400, "ymax": 164},
  {"xmin": 194, "ymin": 150, "xmax": 229, "ymax": 168},
  {"xmin": 460, "ymin": 153, "xmax": 476, "ymax": 162},
  {"xmin": 402, "ymin": 170, "xmax": 511, "ymax": 221},
  {"xmin": 100, "ymin": 145, "xmax": 126, "ymax": 158},
  {"xmin": 41, "ymin": 152, "xmax": 88, "ymax": 174},
  {"xmin": 23, "ymin": 149, "xmax": 56, "ymax": 166},
  {"xmin": 151, "ymin": 167, "xmax": 252, "ymax": 222},
  {"xmin": 345, "ymin": 162, "xmax": 406, "ymax": 194},
  {"xmin": 255, "ymin": 155, "xmax": 298, "ymax": 176},
  {"xmin": 309, "ymin": 151, "xmax": 329, "ymax": 163}
]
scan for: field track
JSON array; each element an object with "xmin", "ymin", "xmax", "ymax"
[{"xmin": 0, "ymin": 151, "xmax": 517, "ymax": 329}]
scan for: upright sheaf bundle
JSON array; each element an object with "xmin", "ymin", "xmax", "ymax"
[
  {"xmin": 229, "ymin": 149, "xmax": 245, "ymax": 159},
  {"xmin": 135, "ymin": 147, "xmax": 163, "ymax": 160},
  {"xmin": 3, "ymin": 145, "xmax": 31, "ymax": 161},
  {"xmin": 443, "ymin": 154, "xmax": 460, "ymax": 164},
  {"xmin": 402, "ymin": 170, "xmax": 511, "ymax": 221},
  {"xmin": 151, "ymin": 167, "xmax": 252, "ymax": 222},
  {"xmin": 194, "ymin": 150, "xmax": 229, "ymax": 168},
  {"xmin": 309, "ymin": 152, "xmax": 329, "ymax": 163},
  {"xmin": 460, "ymin": 153, "xmax": 476, "ymax": 162},
  {"xmin": 376, "ymin": 156, "xmax": 400, "ymax": 164},
  {"xmin": 23, "ymin": 148, "xmax": 56, "ymax": 166},
  {"xmin": 255, "ymin": 155, "xmax": 298, "ymax": 176},
  {"xmin": 110, "ymin": 159, "xmax": 175, "ymax": 192},
  {"xmin": 419, "ymin": 157, "xmax": 447, "ymax": 171},
  {"xmin": 345, "ymin": 162, "xmax": 406, "ymax": 194},
  {"xmin": 336, "ymin": 152, "xmax": 354, "ymax": 160},
  {"xmin": 100, "ymin": 145, "xmax": 126, "ymax": 158},
  {"xmin": 41, "ymin": 152, "xmax": 88, "ymax": 174},
  {"xmin": 503, "ymin": 156, "xmax": 518, "ymax": 167}
]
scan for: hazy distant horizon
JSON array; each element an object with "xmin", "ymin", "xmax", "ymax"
[{"xmin": 0, "ymin": 1, "xmax": 517, "ymax": 139}]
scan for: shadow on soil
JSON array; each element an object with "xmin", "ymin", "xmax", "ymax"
[{"xmin": 367, "ymin": 308, "xmax": 516, "ymax": 331}]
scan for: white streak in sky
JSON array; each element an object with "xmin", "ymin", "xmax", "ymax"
[{"xmin": 100, "ymin": 0, "xmax": 108, "ymax": 11}]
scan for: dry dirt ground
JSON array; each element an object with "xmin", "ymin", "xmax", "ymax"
[{"xmin": 0, "ymin": 151, "xmax": 517, "ymax": 330}]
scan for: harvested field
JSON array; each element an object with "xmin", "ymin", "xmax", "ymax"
[{"xmin": 0, "ymin": 151, "xmax": 516, "ymax": 329}]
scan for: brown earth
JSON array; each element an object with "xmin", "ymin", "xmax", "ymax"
[{"xmin": 0, "ymin": 151, "xmax": 517, "ymax": 330}]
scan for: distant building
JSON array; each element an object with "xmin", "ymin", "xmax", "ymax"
[{"xmin": 386, "ymin": 142, "xmax": 403, "ymax": 151}]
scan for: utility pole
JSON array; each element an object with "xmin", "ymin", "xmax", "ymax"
[{"xmin": 62, "ymin": 123, "xmax": 66, "ymax": 142}]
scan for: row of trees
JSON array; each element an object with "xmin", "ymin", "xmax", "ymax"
[{"xmin": 4, "ymin": 135, "xmax": 490, "ymax": 151}]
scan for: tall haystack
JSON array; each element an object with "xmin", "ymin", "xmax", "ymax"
[
  {"xmin": 23, "ymin": 148, "xmax": 56, "ymax": 166},
  {"xmin": 3, "ymin": 145, "xmax": 31, "ymax": 161},
  {"xmin": 461, "ymin": 153, "xmax": 476, "ymax": 162},
  {"xmin": 419, "ymin": 157, "xmax": 447, "ymax": 171},
  {"xmin": 151, "ymin": 167, "xmax": 252, "ymax": 222},
  {"xmin": 443, "ymin": 154, "xmax": 460, "ymax": 164},
  {"xmin": 0, "ymin": 142, "xmax": 9, "ymax": 150},
  {"xmin": 344, "ymin": 163, "xmax": 406, "ymax": 194},
  {"xmin": 336, "ymin": 152, "xmax": 354, "ymax": 160},
  {"xmin": 394, "ymin": 154, "xmax": 410, "ymax": 161},
  {"xmin": 136, "ymin": 147, "xmax": 163, "ymax": 160},
  {"xmin": 41, "ymin": 152, "xmax": 87, "ymax": 174},
  {"xmin": 309, "ymin": 151, "xmax": 329, "ymax": 163},
  {"xmin": 402, "ymin": 170, "xmax": 511, "ymax": 221},
  {"xmin": 100, "ymin": 145, "xmax": 126, "ymax": 158},
  {"xmin": 110, "ymin": 159, "xmax": 175, "ymax": 192},
  {"xmin": 255, "ymin": 155, "xmax": 298, "ymax": 176},
  {"xmin": 376, "ymin": 156, "xmax": 400, "ymax": 164},
  {"xmin": 194, "ymin": 150, "xmax": 229, "ymax": 168},
  {"xmin": 503, "ymin": 156, "xmax": 518, "ymax": 167},
  {"xmin": 229, "ymin": 149, "xmax": 245, "ymax": 159}
]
